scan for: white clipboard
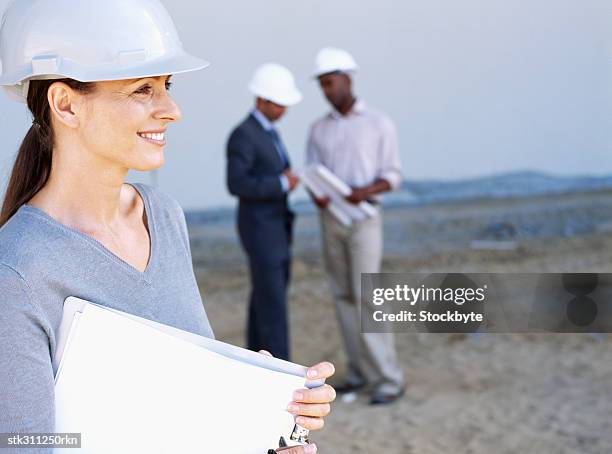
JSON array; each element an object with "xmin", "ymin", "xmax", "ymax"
[
  {"xmin": 54, "ymin": 296, "xmax": 324, "ymax": 387},
  {"xmin": 54, "ymin": 296, "xmax": 321, "ymax": 453}
]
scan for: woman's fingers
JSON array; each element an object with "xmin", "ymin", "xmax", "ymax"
[
  {"xmin": 293, "ymin": 384, "xmax": 336, "ymax": 404},
  {"xmin": 282, "ymin": 362, "xmax": 335, "ymax": 437},
  {"xmin": 294, "ymin": 415, "xmax": 325, "ymax": 431},
  {"xmin": 287, "ymin": 402, "xmax": 331, "ymax": 418},
  {"xmin": 306, "ymin": 361, "xmax": 335, "ymax": 380},
  {"xmin": 258, "ymin": 349, "xmax": 273, "ymax": 357},
  {"xmin": 276, "ymin": 443, "xmax": 317, "ymax": 453},
  {"xmin": 286, "ymin": 396, "xmax": 331, "ymax": 431}
]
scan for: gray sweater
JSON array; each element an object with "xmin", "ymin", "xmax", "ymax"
[{"xmin": 0, "ymin": 183, "xmax": 214, "ymax": 451}]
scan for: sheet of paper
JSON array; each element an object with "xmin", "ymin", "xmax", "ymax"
[
  {"xmin": 315, "ymin": 165, "xmax": 351, "ymax": 196},
  {"xmin": 299, "ymin": 171, "xmax": 327, "ymax": 200},
  {"xmin": 54, "ymin": 301, "xmax": 308, "ymax": 454},
  {"xmin": 301, "ymin": 164, "xmax": 376, "ymax": 226},
  {"xmin": 327, "ymin": 203, "xmax": 353, "ymax": 227}
]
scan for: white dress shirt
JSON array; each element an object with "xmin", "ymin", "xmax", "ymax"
[{"xmin": 306, "ymin": 99, "xmax": 403, "ymax": 192}]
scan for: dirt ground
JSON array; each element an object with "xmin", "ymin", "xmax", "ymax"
[
  {"xmin": 190, "ymin": 194, "xmax": 612, "ymax": 454},
  {"xmin": 191, "ymin": 194, "xmax": 612, "ymax": 454}
]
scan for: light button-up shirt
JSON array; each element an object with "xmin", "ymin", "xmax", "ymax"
[{"xmin": 306, "ymin": 100, "xmax": 402, "ymax": 193}]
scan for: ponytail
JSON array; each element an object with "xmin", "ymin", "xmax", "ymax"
[
  {"xmin": 0, "ymin": 122, "xmax": 53, "ymax": 227},
  {"xmin": 0, "ymin": 79, "xmax": 94, "ymax": 227}
]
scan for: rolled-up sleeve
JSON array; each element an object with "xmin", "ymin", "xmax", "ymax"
[
  {"xmin": 0, "ymin": 264, "xmax": 55, "ymax": 453},
  {"xmin": 377, "ymin": 117, "xmax": 403, "ymax": 190}
]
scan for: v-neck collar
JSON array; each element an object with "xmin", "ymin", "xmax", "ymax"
[{"xmin": 20, "ymin": 182, "xmax": 157, "ymax": 284}]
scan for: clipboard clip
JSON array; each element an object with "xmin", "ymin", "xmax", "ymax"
[
  {"xmin": 289, "ymin": 424, "xmax": 310, "ymax": 444},
  {"xmin": 267, "ymin": 424, "xmax": 310, "ymax": 453}
]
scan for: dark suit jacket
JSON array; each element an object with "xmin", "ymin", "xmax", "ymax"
[{"xmin": 226, "ymin": 114, "xmax": 294, "ymax": 264}]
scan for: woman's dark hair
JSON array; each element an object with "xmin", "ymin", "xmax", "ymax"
[{"xmin": 0, "ymin": 79, "xmax": 95, "ymax": 227}]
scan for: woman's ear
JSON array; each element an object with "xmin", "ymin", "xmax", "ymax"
[{"xmin": 47, "ymin": 82, "xmax": 81, "ymax": 129}]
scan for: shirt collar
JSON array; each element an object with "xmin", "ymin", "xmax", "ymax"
[
  {"xmin": 329, "ymin": 98, "xmax": 366, "ymax": 119},
  {"xmin": 251, "ymin": 108, "xmax": 273, "ymax": 131}
]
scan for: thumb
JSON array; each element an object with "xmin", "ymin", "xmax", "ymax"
[{"xmin": 276, "ymin": 444, "xmax": 317, "ymax": 453}]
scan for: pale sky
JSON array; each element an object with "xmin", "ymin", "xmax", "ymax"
[{"xmin": 0, "ymin": 0, "xmax": 610, "ymax": 210}]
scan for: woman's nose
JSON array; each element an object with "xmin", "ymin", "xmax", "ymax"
[{"xmin": 155, "ymin": 93, "xmax": 182, "ymax": 123}]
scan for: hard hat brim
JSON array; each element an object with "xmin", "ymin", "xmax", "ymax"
[
  {"xmin": 248, "ymin": 85, "xmax": 303, "ymax": 107},
  {"xmin": 0, "ymin": 52, "xmax": 210, "ymax": 103},
  {"xmin": 311, "ymin": 66, "xmax": 358, "ymax": 79},
  {"xmin": 275, "ymin": 91, "xmax": 303, "ymax": 107}
]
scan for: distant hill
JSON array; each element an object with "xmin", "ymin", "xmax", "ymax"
[
  {"xmin": 394, "ymin": 171, "xmax": 612, "ymax": 206},
  {"xmin": 186, "ymin": 171, "xmax": 612, "ymax": 224}
]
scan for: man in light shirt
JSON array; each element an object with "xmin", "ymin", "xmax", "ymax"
[{"xmin": 306, "ymin": 47, "xmax": 405, "ymax": 405}]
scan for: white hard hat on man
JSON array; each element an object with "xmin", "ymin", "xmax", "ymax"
[
  {"xmin": 248, "ymin": 63, "xmax": 302, "ymax": 107},
  {"xmin": 311, "ymin": 47, "xmax": 358, "ymax": 78},
  {"xmin": 0, "ymin": 0, "xmax": 209, "ymax": 103}
]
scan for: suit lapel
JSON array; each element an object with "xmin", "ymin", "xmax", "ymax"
[{"xmin": 247, "ymin": 113, "xmax": 290, "ymax": 169}]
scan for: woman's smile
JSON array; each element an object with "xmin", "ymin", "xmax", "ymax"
[{"xmin": 137, "ymin": 129, "xmax": 166, "ymax": 146}]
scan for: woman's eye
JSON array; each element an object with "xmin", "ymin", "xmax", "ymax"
[
  {"xmin": 135, "ymin": 85, "xmax": 152, "ymax": 95},
  {"xmin": 134, "ymin": 82, "xmax": 171, "ymax": 95}
]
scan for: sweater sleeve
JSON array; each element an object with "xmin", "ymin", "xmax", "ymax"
[
  {"xmin": 0, "ymin": 263, "xmax": 55, "ymax": 452},
  {"xmin": 172, "ymin": 198, "xmax": 194, "ymax": 264}
]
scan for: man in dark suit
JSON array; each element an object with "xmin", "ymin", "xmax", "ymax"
[{"xmin": 226, "ymin": 63, "xmax": 302, "ymax": 360}]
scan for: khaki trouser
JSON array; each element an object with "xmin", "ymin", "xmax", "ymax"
[{"xmin": 320, "ymin": 207, "xmax": 404, "ymax": 394}]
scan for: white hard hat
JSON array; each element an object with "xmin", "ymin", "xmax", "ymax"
[
  {"xmin": 311, "ymin": 47, "xmax": 358, "ymax": 78},
  {"xmin": 248, "ymin": 63, "xmax": 302, "ymax": 107},
  {"xmin": 0, "ymin": 0, "xmax": 210, "ymax": 103}
]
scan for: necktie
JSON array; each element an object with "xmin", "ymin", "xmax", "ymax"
[{"xmin": 268, "ymin": 128, "xmax": 290, "ymax": 167}]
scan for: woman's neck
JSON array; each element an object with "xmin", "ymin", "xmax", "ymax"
[{"xmin": 27, "ymin": 145, "xmax": 131, "ymax": 230}]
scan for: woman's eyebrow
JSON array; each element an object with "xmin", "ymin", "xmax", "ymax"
[
  {"xmin": 125, "ymin": 75, "xmax": 172, "ymax": 85},
  {"xmin": 116, "ymin": 76, "xmax": 171, "ymax": 95}
]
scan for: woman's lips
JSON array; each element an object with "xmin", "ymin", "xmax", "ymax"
[{"xmin": 137, "ymin": 131, "xmax": 166, "ymax": 146}]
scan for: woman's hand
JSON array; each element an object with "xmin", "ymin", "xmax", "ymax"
[
  {"xmin": 286, "ymin": 361, "xmax": 336, "ymax": 430},
  {"xmin": 259, "ymin": 351, "xmax": 336, "ymax": 440},
  {"xmin": 275, "ymin": 443, "xmax": 317, "ymax": 453}
]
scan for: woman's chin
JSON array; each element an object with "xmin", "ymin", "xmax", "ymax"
[{"xmin": 131, "ymin": 154, "xmax": 165, "ymax": 172}]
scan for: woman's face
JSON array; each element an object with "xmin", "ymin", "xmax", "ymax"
[{"xmin": 75, "ymin": 75, "xmax": 182, "ymax": 172}]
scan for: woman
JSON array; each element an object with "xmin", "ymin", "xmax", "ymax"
[{"xmin": 0, "ymin": 1, "xmax": 335, "ymax": 453}]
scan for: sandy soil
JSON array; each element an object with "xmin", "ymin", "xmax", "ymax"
[{"xmin": 190, "ymin": 193, "xmax": 612, "ymax": 454}]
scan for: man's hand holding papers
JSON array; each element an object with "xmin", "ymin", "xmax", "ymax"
[
  {"xmin": 310, "ymin": 194, "xmax": 330, "ymax": 209},
  {"xmin": 345, "ymin": 186, "xmax": 371, "ymax": 204},
  {"xmin": 345, "ymin": 178, "xmax": 392, "ymax": 205}
]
